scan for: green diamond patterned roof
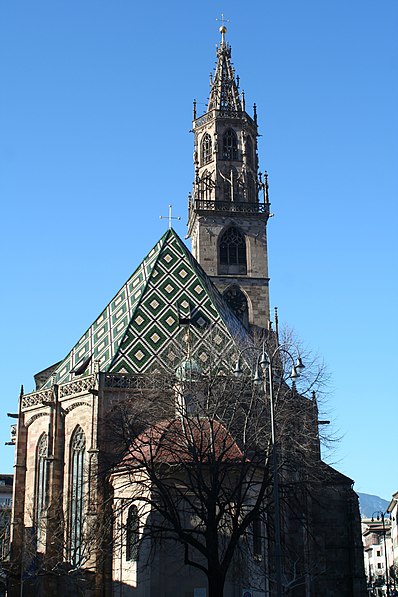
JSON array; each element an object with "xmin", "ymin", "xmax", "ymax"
[{"xmin": 41, "ymin": 229, "xmax": 249, "ymax": 388}]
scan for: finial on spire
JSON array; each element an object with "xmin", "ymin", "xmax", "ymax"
[
  {"xmin": 193, "ymin": 99, "xmax": 197, "ymax": 120},
  {"xmin": 216, "ymin": 13, "xmax": 230, "ymax": 45}
]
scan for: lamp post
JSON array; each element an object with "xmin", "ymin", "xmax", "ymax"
[
  {"xmin": 372, "ymin": 511, "xmax": 391, "ymax": 597},
  {"xmin": 234, "ymin": 343, "xmax": 304, "ymax": 597}
]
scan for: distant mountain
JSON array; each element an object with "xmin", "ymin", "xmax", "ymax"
[{"xmin": 357, "ymin": 492, "xmax": 389, "ymax": 518}]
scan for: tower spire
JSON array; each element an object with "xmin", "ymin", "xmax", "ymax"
[
  {"xmin": 188, "ymin": 26, "xmax": 271, "ymax": 330},
  {"xmin": 208, "ymin": 25, "xmax": 242, "ymax": 114}
]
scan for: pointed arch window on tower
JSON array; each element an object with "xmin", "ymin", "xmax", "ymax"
[
  {"xmin": 69, "ymin": 425, "xmax": 86, "ymax": 566},
  {"xmin": 222, "ymin": 167, "xmax": 237, "ymax": 202},
  {"xmin": 223, "ymin": 285, "xmax": 249, "ymax": 328},
  {"xmin": 247, "ymin": 173, "xmax": 256, "ymax": 203},
  {"xmin": 222, "ymin": 128, "xmax": 238, "ymax": 160},
  {"xmin": 35, "ymin": 433, "xmax": 48, "ymax": 542},
  {"xmin": 201, "ymin": 133, "xmax": 212, "ymax": 165},
  {"xmin": 126, "ymin": 505, "xmax": 140, "ymax": 561},
  {"xmin": 219, "ymin": 227, "xmax": 247, "ymax": 275},
  {"xmin": 246, "ymin": 136, "xmax": 253, "ymax": 168},
  {"xmin": 200, "ymin": 170, "xmax": 213, "ymax": 202}
]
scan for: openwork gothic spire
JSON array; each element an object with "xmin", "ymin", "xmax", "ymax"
[{"xmin": 207, "ymin": 26, "xmax": 242, "ymax": 114}]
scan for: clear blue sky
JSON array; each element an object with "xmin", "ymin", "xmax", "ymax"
[{"xmin": 0, "ymin": 1, "xmax": 397, "ymax": 500}]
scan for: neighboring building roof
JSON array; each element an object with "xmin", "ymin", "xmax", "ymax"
[
  {"xmin": 0, "ymin": 475, "xmax": 13, "ymax": 486},
  {"xmin": 39, "ymin": 229, "xmax": 249, "ymax": 388},
  {"xmin": 0, "ymin": 474, "xmax": 13, "ymax": 499}
]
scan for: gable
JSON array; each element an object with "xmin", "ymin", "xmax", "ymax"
[{"xmin": 40, "ymin": 230, "xmax": 248, "ymax": 388}]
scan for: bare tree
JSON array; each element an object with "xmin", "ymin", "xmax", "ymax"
[
  {"xmin": 8, "ymin": 490, "xmax": 107, "ymax": 596},
  {"xmin": 103, "ymin": 329, "xmax": 331, "ymax": 597}
]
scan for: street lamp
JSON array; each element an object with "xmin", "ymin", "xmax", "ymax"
[
  {"xmin": 372, "ymin": 511, "xmax": 391, "ymax": 597},
  {"xmin": 234, "ymin": 343, "xmax": 305, "ymax": 597}
]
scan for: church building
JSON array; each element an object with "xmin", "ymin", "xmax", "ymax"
[{"xmin": 8, "ymin": 26, "xmax": 366, "ymax": 597}]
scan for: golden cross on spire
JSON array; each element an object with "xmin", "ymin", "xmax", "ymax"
[
  {"xmin": 216, "ymin": 13, "xmax": 230, "ymax": 44},
  {"xmin": 216, "ymin": 13, "xmax": 230, "ymax": 29},
  {"xmin": 159, "ymin": 204, "xmax": 181, "ymax": 230}
]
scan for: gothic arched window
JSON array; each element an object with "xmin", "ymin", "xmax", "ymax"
[
  {"xmin": 223, "ymin": 286, "xmax": 249, "ymax": 328},
  {"xmin": 69, "ymin": 426, "xmax": 86, "ymax": 566},
  {"xmin": 222, "ymin": 128, "xmax": 238, "ymax": 160},
  {"xmin": 200, "ymin": 170, "xmax": 213, "ymax": 202},
  {"xmin": 219, "ymin": 227, "xmax": 247, "ymax": 275},
  {"xmin": 222, "ymin": 167, "xmax": 237, "ymax": 202},
  {"xmin": 247, "ymin": 173, "xmax": 256, "ymax": 203},
  {"xmin": 126, "ymin": 505, "xmax": 139, "ymax": 561},
  {"xmin": 246, "ymin": 136, "xmax": 253, "ymax": 167},
  {"xmin": 201, "ymin": 133, "xmax": 212, "ymax": 165},
  {"xmin": 35, "ymin": 433, "xmax": 48, "ymax": 541}
]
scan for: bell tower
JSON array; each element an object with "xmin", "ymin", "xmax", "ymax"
[{"xmin": 187, "ymin": 25, "xmax": 271, "ymax": 330}]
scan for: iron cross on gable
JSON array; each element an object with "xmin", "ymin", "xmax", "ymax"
[{"xmin": 159, "ymin": 204, "xmax": 181, "ymax": 230}]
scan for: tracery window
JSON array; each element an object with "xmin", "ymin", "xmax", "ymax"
[
  {"xmin": 69, "ymin": 426, "xmax": 86, "ymax": 566},
  {"xmin": 246, "ymin": 136, "xmax": 253, "ymax": 167},
  {"xmin": 35, "ymin": 433, "xmax": 48, "ymax": 542},
  {"xmin": 219, "ymin": 227, "xmax": 247, "ymax": 275},
  {"xmin": 247, "ymin": 173, "xmax": 256, "ymax": 203},
  {"xmin": 222, "ymin": 128, "xmax": 238, "ymax": 160},
  {"xmin": 199, "ymin": 170, "xmax": 213, "ymax": 201},
  {"xmin": 223, "ymin": 285, "xmax": 249, "ymax": 328},
  {"xmin": 222, "ymin": 167, "xmax": 237, "ymax": 202},
  {"xmin": 201, "ymin": 133, "xmax": 212, "ymax": 165},
  {"xmin": 126, "ymin": 505, "xmax": 139, "ymax": 561}
]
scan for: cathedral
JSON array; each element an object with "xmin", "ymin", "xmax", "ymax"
[{"xmin": 8, "ymin": 26, "xmax": 366, "ymax": 597}]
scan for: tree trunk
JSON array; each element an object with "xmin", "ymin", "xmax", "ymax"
[{"xmin": 208, "ymin": 568, "xmax": 226, "ymax": 597}]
